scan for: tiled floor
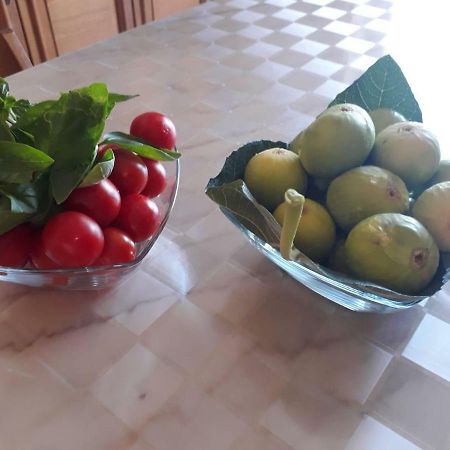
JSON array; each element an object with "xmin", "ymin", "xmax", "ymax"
[{"xmin": 2, "ymin": 0, "xmax": 450, "ymax": 449}]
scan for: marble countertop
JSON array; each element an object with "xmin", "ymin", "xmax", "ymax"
[{"xmin": 2, "ymin": 0, "xmax": 450, "ymax": 449}]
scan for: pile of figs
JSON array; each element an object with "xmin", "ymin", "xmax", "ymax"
[{"xmin": 244, "ymin": 103, "xmax": 449, "ymax": 294}]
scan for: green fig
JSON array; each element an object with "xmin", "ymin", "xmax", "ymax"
[
  {"xmin": 326, "ymin": 166, "xmax": 409, "ymax": 231},
  {"xmin": 273, "ymin": 198, "xmax": 336, "ymax": 262},
  {"xmin": 289, "ymin": 130, "xmax": 304, "ymax": 155},
  {"xmin": 300, "ymin": 103, "xmax": 375, "ymax": 178},
  {"xmin": 327, "ymin": 238, "xmax": 351, "ymax": 275},
  {"xmin": 373, "ymin": 121, "xmax": 441, "ymax": 186},
  {"xmin": 430, "ymin": 160, "xmax": 450, "ymax": 186},
  {"xmin": 244, "ymin": 147, "xmax": 307, "ymax": 211},
  {"xmin": 413, "ymin": 181, "xmax": 450, "ymax": 251},
  {"xmin": 345, "ymin": 213, "xmax": 439, "ymax": 294},
  {"xmin": 368, "ymin": 108, "xmax": 405, "ymax": 135}
]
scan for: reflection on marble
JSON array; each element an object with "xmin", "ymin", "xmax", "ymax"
[{"xmin": 2, "ymin": 0, "xmax": 450, "ymax": 448}]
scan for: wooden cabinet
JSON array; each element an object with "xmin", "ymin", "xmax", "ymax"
[
  {"xmin": 153, "ymin": 0, "xmax": 200, "ymax": 20},
  {"xmin": 1, "ymin": 0, "xmax": 203, "ymax": 76}
]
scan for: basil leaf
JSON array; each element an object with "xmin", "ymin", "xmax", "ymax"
[
  {"xmin": 14, "ymin": 84, "xmax": 110, "ymax": 203},
  {"xmin": 9, "ymin": 98, "xmax": 31, "ymax": 122},
  {"xmin": 0, "ymin": 184, "xmax": 39, "ymax": 234},
  {"xmin": 328, "ymin": 54, "xmax": 422, "ymax": 122},
  {"xmin": 13, "ymin": 100, "xmax": 56, "ymax": 149},
  {"xmin": 0, "ymin": 141, "xmax": 54, "ymax": 184},
  {"xmin": 0, "ymin": 78, "xmax": 8, "ymax": 99},
  {"xmin": 107, "ymin": 92, "xmax": 138, "ymax": 117},
  {"xmin": 102, "ymin": 131, "xmax": 181, "ymax": 161},
  {"xmin": 11, "ymin": 128, "xmax": 34, "ymax": 146},
  {"xmin": 79, "ymin": 148, "xmax": 115, "ymax": 187},
  {"xmin": 0, "ymin": 123, "xmax": 13, "ymax": 142}
]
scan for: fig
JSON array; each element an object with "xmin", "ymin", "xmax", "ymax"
[
  {"xmin": 327, "ymin": 238, "xmax": 351, "ymax": 275},
  {"xmin": 289, "ymin": 130, "xmax": 304, "ymax": 155},
  {"xmin": 373, "ymin": 121, "xmax": 441, "ymax": 186},
  {"xmin": 326, "ymin": 166, "xmax": 409, "ymax": 231},
  {"xmin": 300, "ymin": 103, "xmax": 375, "ymax": 178},
  {"xmin": 273, "ymin": 197, "xmax": 335, "ymax": 262},
  {"xmin": 368, "ymin": 108, "xmax": 405, "ymax": 135},
  {"xmin": 244, "ymin": 147, "xmax": 307, "ymax": 211},
  {"xmin": 430, "ymin": 160, "xmax": 450, "ymax": 186},
  {"xmin": 412, "ymin": 181, "xmax": 450, "ymax": 251},
  {"xmin": 345, "ymin": 213, "xmax": 439, "ymax": 294}
]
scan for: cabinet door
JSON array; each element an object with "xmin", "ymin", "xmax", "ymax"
[
  {"xmin": 152, "ymin": 0, "xmax": 199, "ymax": 20},
  {"xmin": 45, "ymin": 0, "xmax": 119, "ymax": 55},
  {"xmin": 0, "ymin": 0, "xmax": 32, "ymax": 76}
]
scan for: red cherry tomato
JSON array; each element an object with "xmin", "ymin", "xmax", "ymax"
[
  {"xmin": 42, "ymin": 211, "xmax": 104, "ymax": 268},
  {"xmin": 30, "ymin": 233, "xmax": 59, "ymax": 269},
  {"xmin": 94, "ymin": 227, "xmax": 136, "ymax": 266},
  {"xmin": 0, "ymin": 223, "xmax": 34, "ymax": 268},
  {"xmin": 64, "ymin": 178, "xmax": 121, "ymax": 227},
  {"xmin": 109, "ymin": 150, "xmax": 148, "ymax": 195},
  {"xmin": 141, "ymin": 159, "xmax": 167, "ymax": 198},
  {"xmin": 114, "ymin": 194, "xmax": 160, "ymax": 242},
  {"xmin": 130, "ymin": 112, "xmax": 176, "ymax": 149}
]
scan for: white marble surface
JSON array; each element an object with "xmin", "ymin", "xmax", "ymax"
[{"xmin": 2, "ymin": 0, "xmax": 450, "ymax": 449}]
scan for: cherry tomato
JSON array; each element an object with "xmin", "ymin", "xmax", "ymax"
[
  {"xmin": 130, "ymin": 112, "xmax": 176, "ymax": 149},
  {"xmin": 114, "ymin": 194, "xmax": 160, "ymax": 242},
  {"xmin": 142, "ymin": 159, "xmax": 167, "ymax": 198},
  {"xmin": 30, "ymin": 233, "xmax": 59, "ymax": 269},
  {"xmin": 94, "ymin": 227, "xmax": 136, "ymax": 266},
  {"xmin": 64, "ymin": 178, "xmax": 121, "ymax": 227},
  {"xmin": 42, "ymin": 211, "xmax": 104, "ymax": 268},
  {"xmin": 109, "ymin": 150, "xmax": 148, "ymax": 195},
  {"xmin": 0, "ymin": 223, "xmax": 34, "ymax": 268}
]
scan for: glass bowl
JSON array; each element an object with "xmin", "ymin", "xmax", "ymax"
[
  {"xmin": 0, "ymin": 160, "xmax": 180, "ymax": 291},
  {"xmin": 221, "ymin": 208, "xmax": 432, "ymax": 314}
]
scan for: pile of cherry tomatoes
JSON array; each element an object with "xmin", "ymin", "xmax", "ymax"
[{"xmin": 0, "ymin": 112, "xmax": 176, "ymax": 269}]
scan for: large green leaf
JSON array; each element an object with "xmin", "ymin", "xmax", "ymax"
[
  {"xmin": 102, "ymin": 132, "xmax": 181, "ymax": 161},
  {"xmin": 328, "ymin": 55, "xmax": 422, "ymax": 122},
  {"xmin": 0, "ymin": 141, "xmax": 54, "ymax": 184}
]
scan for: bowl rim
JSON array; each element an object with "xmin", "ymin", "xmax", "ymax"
[{"xmin": 0, "ymin": 159, "xmax": 180, "ymax": 275}]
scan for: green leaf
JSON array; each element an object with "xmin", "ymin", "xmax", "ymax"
[
  {"xmin": 0, "ymin": 141, "xmax": 54, "ymax": 184},
  {"xmin": 207, "ymin": 179, "xmax": 281, "ymax": 246},
  {"xmin": 0, "ymin": 123, "xmax": 13, "ymax": 142},
  {"xmin": 9, "ymin": 98, "xmax": 31, "ymax": 122},
  {"xmin": 79, "ymin": 148, "xmax": 115, "ymax": 187},
  {"xmin": 0, "ymin": 78, "xmax": 9, "ymax": 99},
  {"xmin": 14, "ymin": 84, "xmax": 111, "ymax": 203},
  {"xmin": 10, "ymin": 128, "xmax": 34, "ymax": 146},
  {"xmin": 102, "ymin": 131, "xmax": 181, "ymax": 161},
  {"xmin": 328, "ymin": 55, "xmax": 422, "ymax": 122},
  {"xmin": 0, "ymin": 181, "xmax": 40, "ymax": 234},
  {"xmin": 106, "ymin": 92, "xmax": 138, "ymax": 117}
]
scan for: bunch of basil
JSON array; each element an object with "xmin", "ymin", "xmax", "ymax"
[{"xmin": 0, "ymin": 78, "xmax": 180, "ymax": 235}]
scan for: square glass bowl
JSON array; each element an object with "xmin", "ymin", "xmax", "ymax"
[{"xmin": 0, "ymin": 160, "xmax": 180, "ymax": 290}]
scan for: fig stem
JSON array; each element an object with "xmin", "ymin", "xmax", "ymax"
[{"xmin": 280, "ymin": 189, "xmax": 305, "ymax": 260}]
